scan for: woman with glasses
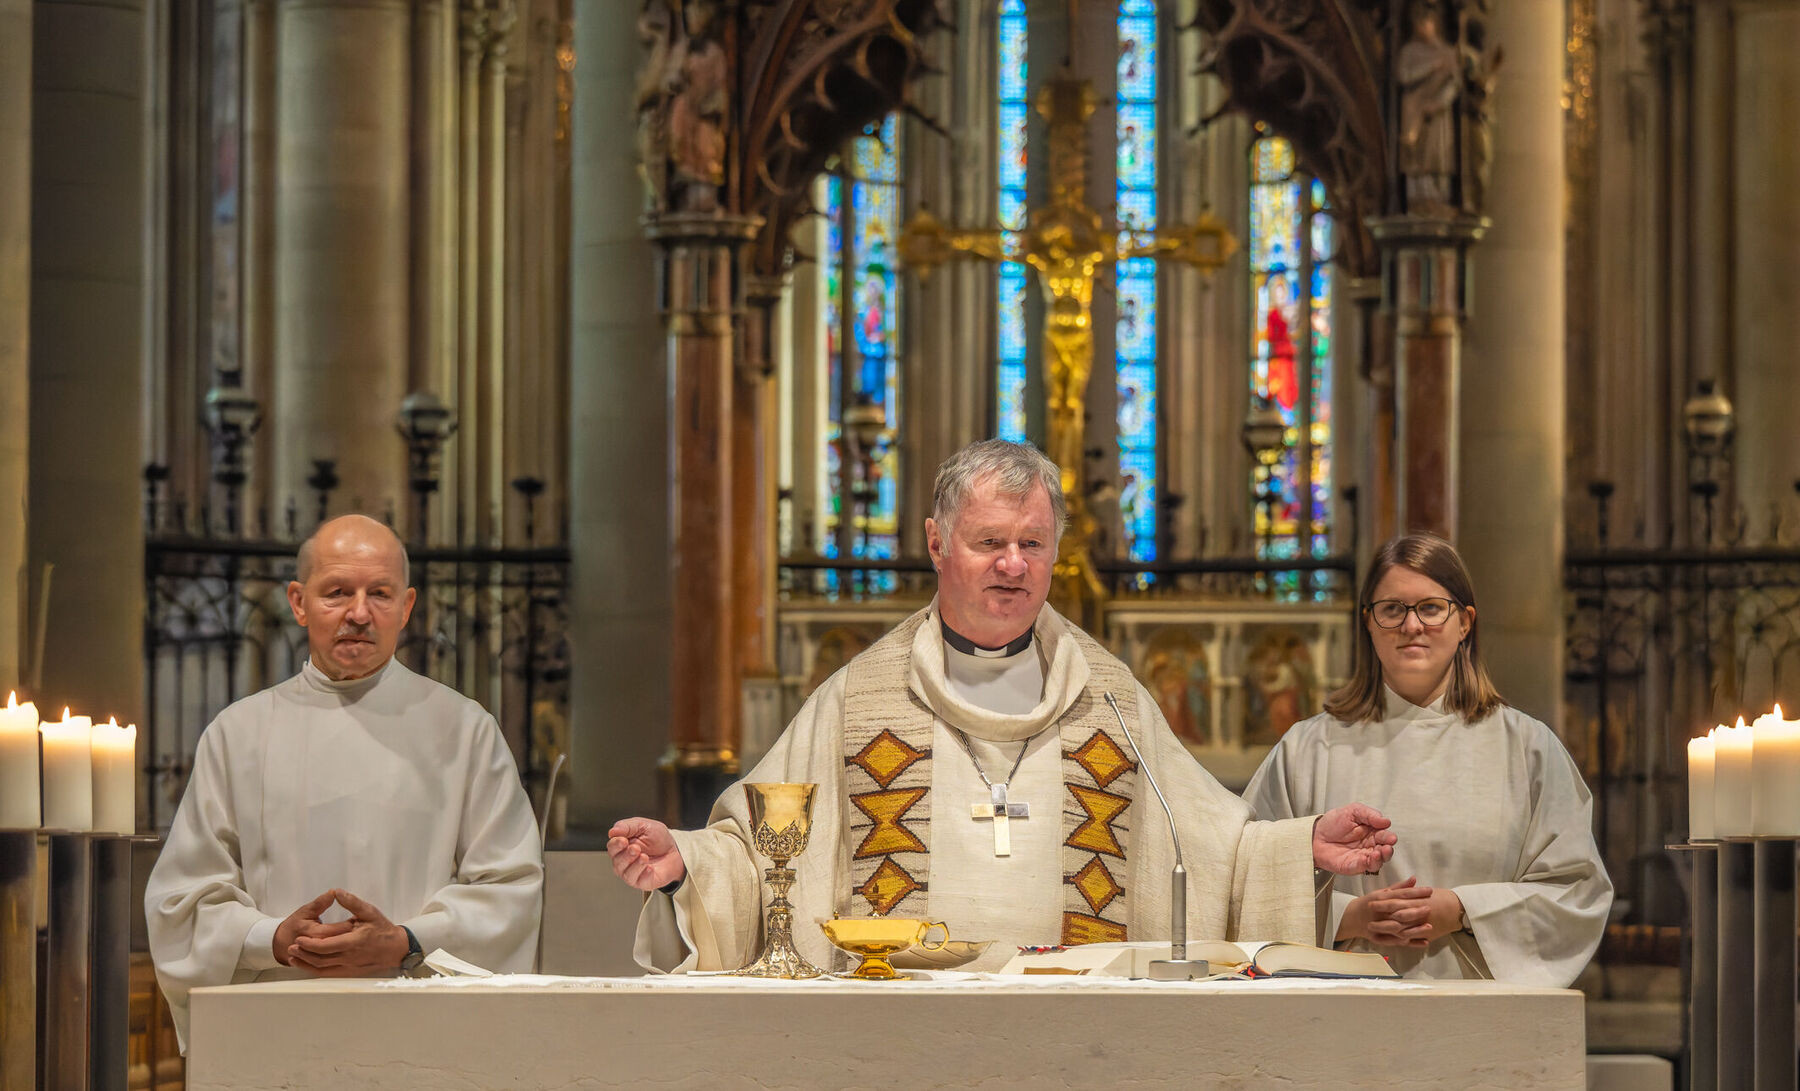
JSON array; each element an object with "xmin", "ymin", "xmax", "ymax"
[{"xmin": 1243, "ymin": 533, "xmax": 1611, "ymax": 984}]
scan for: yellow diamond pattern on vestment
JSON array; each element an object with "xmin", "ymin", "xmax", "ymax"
[
  {"xmin": 848, "ymin": 729, "xmax": 928, "ymax": 789},
  {"xmin": 1061, "ymin": 910, "xmax": 1129, "ymax": 946},
  {"xmin": 1070, "ymin": 730, "xmax": 1134, "ymax": 788},
  {"xmin": 1066, "ymin": 784, "xmax": 1129, "ymax": 858},
  {"xmin": 1069, "ymin": 856, "xmax": 1123, "ymax": 915},
  {"xmin": 858, "ymin": 857, "xmax": 924, "ymax": 915},
  {"xmin": 852, "ymin": 787, "xmax": 929, "ymax": 859}
]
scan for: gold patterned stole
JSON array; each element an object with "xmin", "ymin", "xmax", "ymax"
[{"xmin": 840, "ymin": 607, "xmax": 1141, "ymax": 945}]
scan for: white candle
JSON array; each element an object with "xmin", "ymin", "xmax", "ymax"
[
  {"xmin": 1688, "ymin": 732, "xmax": 1716, "ymax": 841},
  {"xmin": 40, "ymin": 709, "xmax": 93, "ymax": 832},
  {"xmin": 1713, "ymin": 717, "xmax": 1755, "ymax": 836},
  {"xmin": 0, "ymin": 693, "xmax": 40, "ymax": 828},
  {"xmin": 1752, "ymin": 704, "xmax": 1800, "ymax": 837},
  {"xmin": 90, "ymin": 717, "xmax": 136, "ymax": 835}
]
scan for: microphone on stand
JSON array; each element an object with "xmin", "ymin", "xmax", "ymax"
[{"xmin": 1104, "ymin": 692, "xmax": 1210, "ymax": 981}]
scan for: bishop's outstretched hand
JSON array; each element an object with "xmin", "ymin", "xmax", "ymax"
[
  {"xmin": 1310, "ymin": 803, "xmax": 1398, "ymax": 875},
  {"xmin": 608, "ymin": 817, "xmax": 687, "ymax": 891}
]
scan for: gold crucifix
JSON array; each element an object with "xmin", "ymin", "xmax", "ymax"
[{"xmin": 899, "ymin": 69, "xmax": 1236, "ymax": 624}]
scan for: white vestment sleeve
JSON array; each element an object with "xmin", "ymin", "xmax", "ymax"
[
  {"xmin": 143, "ymin": 723, "xmax": 275, "ymax": 1050},
  {"xmin": 631, "ymin": 676, "xmax": 847, "ymax": 973},
  {"xmin": 1129, "ymin": 688, "xmax": 1315, "ymax": 945},
  {"xmin": 1452, "ymin": 731, "xmax": 1612, "ymax": 986},
  {"xmin": 1242, "ymin": 741, "xmax": 1347, "ymax": 946},
  {"xmin": 400, "ymin": 714, "xmax": 545, "ymax": 972}
]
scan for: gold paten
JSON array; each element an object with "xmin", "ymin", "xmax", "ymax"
[{"xmin": 820, "ymin": 916, "xmax": 949, "ymax": 981}]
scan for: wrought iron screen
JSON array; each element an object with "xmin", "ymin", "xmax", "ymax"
[{"xmin": 143, "ymin": 534, "xmax": 570, "ymax": 830}]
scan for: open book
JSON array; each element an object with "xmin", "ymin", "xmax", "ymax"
[
  {"xmin": 1190, "ymin": 940, "xmax": 1397, "ymax": 979},
  {"xmin": 999, "ymin": 940, "xmax": 1397, "ymax": 979}
]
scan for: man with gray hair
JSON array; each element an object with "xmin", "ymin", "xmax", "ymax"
[
  {"xmin": 146, "ymin": 514, "xmax": 544, "ymax": 1049},
  {"xmin": 611, "ymin": 440, "xmax": 1394, "ymax": 971}
]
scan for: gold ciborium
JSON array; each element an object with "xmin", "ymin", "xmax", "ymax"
[
  {"xmin": 820, "ymin": 916, "xmax": 949, "ymax": 981},
  {"xmin": 730, "ymin": 782, "xmax": 825, "ymax": 979}
]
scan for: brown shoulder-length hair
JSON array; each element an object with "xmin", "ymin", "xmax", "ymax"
[{"xmin": 1323, "ymin": 532, "xmax": 1507, "ymax": 724}]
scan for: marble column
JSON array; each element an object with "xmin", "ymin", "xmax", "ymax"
[
  {"xmin": 271, "ymin": 0, "xmax": 411, "ymax": 520},
  {"xmin": 650, "ymin": 211, "xmax": 760, "ymax": 824},
  {"xmin": 1458, "ymin": 0, "xmax": 1566, "ymax": 724},
  {"xmin": 1729, "ymin": 2, "xmax": 1800, "ymax": 530},
  {"xmin": 29, "ymin": 0, "xmax": 147, "ymax": 720},
  {"xmin": 0, "ymin": 0, "xmax": 28, "ymax": 692},
  {"xmin": 566, "ymin": 0, "xmax": 669, "ymax": 830},
  {"xmin": 1370, "ymin": 216, "xmax": 1483, "ymax": 541}
]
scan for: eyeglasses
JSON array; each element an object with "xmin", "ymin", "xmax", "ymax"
[{"xmin": 1364, "ymin": 597, "xmax": 1460, "ymax": 629}]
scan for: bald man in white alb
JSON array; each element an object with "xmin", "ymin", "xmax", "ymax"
[{"xmin": 145, "ymin": 515, "xmax": 543, "ymax": 1049}]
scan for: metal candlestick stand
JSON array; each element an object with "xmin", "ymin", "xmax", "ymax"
[
  {"xmin": 1676, "ymin": 837, "xmax": 1797, "ymax": 1091},
  {"xmin": 1, "ymin": 828, "xmax": 147, "ymax": 1091}
]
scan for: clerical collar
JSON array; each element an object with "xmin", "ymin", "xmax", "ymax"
[{"xmin": 940, "ymin": 618, "xmax": 1033, "ymax": 659}]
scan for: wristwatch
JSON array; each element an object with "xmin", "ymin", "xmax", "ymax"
[{"xmin": 399, "ymin": 926, "xmax": 424, "ymax": 972}]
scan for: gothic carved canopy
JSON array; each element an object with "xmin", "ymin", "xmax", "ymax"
[
  {"xmin": 1187, "ymin": 0, "xmax": 1392, "ymax": 277},
  {"xmin": 638, "ymin": 0, "xmax": 945, "ymax": 276}
]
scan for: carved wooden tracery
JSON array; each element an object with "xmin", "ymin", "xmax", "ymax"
[
  {"xmin": 639, "ymin": 0, "xmax": 945, "ymax": 275},
  {"xmin": 1188, "ymin": 0, "xmax": 1392, "ymax": 277}
]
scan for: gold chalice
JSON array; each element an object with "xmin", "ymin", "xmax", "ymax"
[
  {"xmin": 820, "ymin": 916, "xmax": 949, "ymax": 981},
  {"xmin": 730, "ymin": 782, "xmax": 825, "ymax": 979}
]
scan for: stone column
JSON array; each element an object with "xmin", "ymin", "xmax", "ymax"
[
  {"xmin": 0, "ymin": 0, "xmax": 27, "ymax": 692},
  {"xmin": 29, "ymin": 0, "xmax": 147, "ymax": 719},
  {"xmin": 242, "ymin": 0, "xmax": 277, "ymax": 523},
  {"xmin": 409, "ymin": 0, "xmax": 457, "ymax": 543},
  {"xmin": 736, "ymin": 274, "xmax": 782, "ymax": 762},
  {"xmin": 566, "ymin": 0, "xmax": 670, "ymax": 830},
  {"xmin": 1458, "ymin": 0, "xmax": 1566, "ymax": 724},
  {"xmin": 786, "ymin": 198, "xmax": 828, "ymax": 552},
  {"xmin": 1729, "ymin": 2, "xmax": 1800, "ymax": 527},
  {"xmin": 271, "ymin": 0, "xmax": 411, "ymax": 519},
  {"xmin": 901, "ymin": 0, "xmax": 994, "ymax": 549}
]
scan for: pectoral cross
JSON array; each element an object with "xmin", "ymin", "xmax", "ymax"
[{"xmin": 971, "ymin": 783, "xmax": 1030, "ymax": 857}]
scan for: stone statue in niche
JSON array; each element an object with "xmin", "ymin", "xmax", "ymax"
[
  {"xmin": 635, "ymin": 0, "xmax": 729, "ymax": 214},
  {"xmin": 1395, "ymin": 0, "xmax": 1460, "ymax": 214},
  {"xmin": 667, "ymin": 0, "xmax": 729, "ymax": 212},
  {"xmin": 1458, "ymin": 3, "xmax": 1504, "ymax": 216},
  {"xmin": 634, "ymin": 0, "xmax": 674, "ymax": 213}
]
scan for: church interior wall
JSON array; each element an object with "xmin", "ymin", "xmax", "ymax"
[{"xmin": 7, "ymin": 1, "xmax": 1800, "ymax": 1068}]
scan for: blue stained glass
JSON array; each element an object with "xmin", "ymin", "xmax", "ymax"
[
  {"xmin": 1116, "ymin": 105, "xmax": 1158, "ymax": 193},
  {"xmin": 1117, "ymin": 17, "xmax": 1157, "ymax": 103},
  {"xmin": 1115, "ymin": 1, "xmax": 1159, "ymax": 564},
  {"xmin": 999, "ymin": 190, "xmax": 1027, "ymax": 233},
  {"xmin": 997, "ymin": 1, "xmax": 1029, "ymax": 443},
  {"xmin": 1116, "ymin": 276, "xmax": 1156, "ymax": 360},
  {"xmin": 1117, "ymin": 191, "xmax": 1157, "ymax": 235}
]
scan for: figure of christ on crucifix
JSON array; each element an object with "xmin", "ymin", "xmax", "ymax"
[
  {"xmin": 898, "ymin": 70, "xmax": 1236, "ymax": 626},
  {"xmin": 610, "ymin": 439, "xmax": 1399, "ymax": 973}
]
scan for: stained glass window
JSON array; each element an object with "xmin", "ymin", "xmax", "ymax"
[
  {"xmin": 822, "ymin": 115, "xmax": 903, "ymax": 564},
  {"xmin": 996, "ymin": 0, "xmax": 1029, "ymax": 443},
  {"xmin": 1116, "ymin": 0, "xmax": 1159, "ymax": 563},
  {"xmin": 1248, "ymin": 133, "xmax": 1334, "ymax": 596}
]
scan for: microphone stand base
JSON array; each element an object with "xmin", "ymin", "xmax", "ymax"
[{"xmin": 1147, "ymin": 959, "xmax": 1210, "ymax": 981}]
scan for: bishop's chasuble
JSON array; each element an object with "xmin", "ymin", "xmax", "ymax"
[{"xmin": 634, "ymin": 603, "xmax": 1318, "ymax": 973}]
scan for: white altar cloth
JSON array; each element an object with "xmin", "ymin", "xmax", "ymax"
[{"xmin": 187, "ymin": 973, "xmax": 1585, "ymax": 1089}]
